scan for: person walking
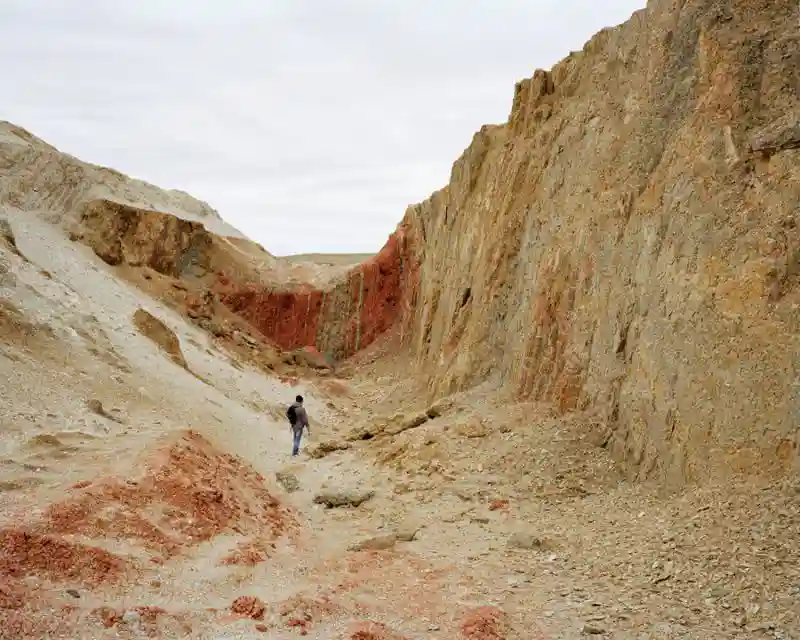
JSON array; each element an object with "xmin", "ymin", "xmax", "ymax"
[{"xmin": 286, "ymin": 394, "xmax": 310, "ymax": 456}]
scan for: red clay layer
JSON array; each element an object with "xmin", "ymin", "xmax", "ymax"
[
  {"xmin": 222, "ymin": 288, "xmax": 324, "ymax": 352},
  {"xmin": 221, "ymin": 226, "xmax": 418, "ymax": 359}
]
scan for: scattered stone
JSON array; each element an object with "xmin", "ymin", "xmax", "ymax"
[
  {"xmin": 443, "ymin": 510, "xmax": 470, "ymax": 523},
  {"xmin": 508, "ymin": 532, "xmax": 555, "ymax": 551},
  {"xmin": 0, "ymin": 218, "xmax": 23, "ymax": 258},
  {"xmin": 313, "ymin": 489, "xmax": 375, "ymax": 508},
  {"xmin": 348, "ymin": 534, "xmax": 398, "ymax": 551},
  {"xmin": 132, "ymin": 308, "xmax": 188, "ymax": 369},
  {"xmin": 86, "ymin": 398, "xmax": 123, "ymax": 423},
  {"xmin": 348, "ymin": 411, "xmax": 429, "ymax": 441},
  {"xmin": 452, "ymin": 484, "xmax": 477, "ymax": 501},
  {"xmin": 254, "ymin": 623, "xmax": 269, "ymax": 633},
  {"xmin": 308, "ymin": 439, "xmax": 350, "ymax": 459},
  {"xmin": 231, "ymin": 595, "xmax": 266, "ymax": 620},
  {"xmin": 275, "ymin": 471, "xmax": 300, "ymax": 493},
  {"xmin": 425, "ymin": 398, "xmax": 453, "ymax": 419},
  {"xmin": 285, "ymin": 345, "xmax": 331, "ymax": 370},
  {"xmin": 121, "ymin": 610, "xmax": 141, "ymax": 625},
  {"xmin": 582, "ymin": 624, "xmax": 606, "ymax": 635},
  {"xmin": 395, "ymin": 525, "xmax": 419, "ymax": 542},
  {"xmin": 389, "ymin": 412, "xmax": 429, "ymax": 436},
  {"xmin": 455, "ymin": 418, "xmax": 489, "ymax": 438}
]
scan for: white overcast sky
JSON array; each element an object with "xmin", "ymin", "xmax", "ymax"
[{"xmin": 2, "ymin": 1, "xmax": 644, "ymax": 255}]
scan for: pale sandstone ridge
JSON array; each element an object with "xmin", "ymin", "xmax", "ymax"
[
  {"xmin": 0, "ymin": 122, "xmax": 351, "ymax": 291},
  {"xmin": 399, "ymin": 0, "xmax": 799, "ymax": 486},
  {"xmin": 0, "ymin": 121, "xmax": 244, "ymax": 238}
]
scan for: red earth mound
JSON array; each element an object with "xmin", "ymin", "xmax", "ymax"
[
  {"xmin": 0, "ymin": 431, "xmax": 297, "ymax": 639},
  {"xmin": 460, "ymin": 606, "xmax": 509, "ymax": 640},
  {"xmin": 45, "ymin": 430, "xmax": 297, "ymax": 559},
  {"xmin": 0, "ymin": 530, "xmax": 126, "ymax": 585}
]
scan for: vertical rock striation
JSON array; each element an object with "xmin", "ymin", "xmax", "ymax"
[{"xmin": 403, "ymin": 0, "xmax": 799, "ymax": 484}]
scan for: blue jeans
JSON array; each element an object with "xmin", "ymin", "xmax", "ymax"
[{"xmin": 291, "ymin": 428, "xmax": 303, "ymax": 456}]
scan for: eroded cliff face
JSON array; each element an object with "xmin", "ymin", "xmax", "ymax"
[
  {"xmin": 222, "ymin": 226, "xmax": 418, "ymax": 360},
  {"xmin": 77, "ymin": 198, "xmax": 276, "ymax": 283},
  {"xmin": 402, "ymin": 0, "xmax": 799, "ymax": 485}
]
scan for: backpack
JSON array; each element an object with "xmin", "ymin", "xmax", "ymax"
[{"xmin": 286, "ymin": 404, "xmax": 297, "ymax": 425}]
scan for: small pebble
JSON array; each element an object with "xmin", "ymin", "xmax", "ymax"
[
  {"xmin": 122, "ymin": 611, "xmax": 140, "ymax": 625},
  {"xmin": 582, "ymin": 624, "xmax": 606, "ymax": 635}
]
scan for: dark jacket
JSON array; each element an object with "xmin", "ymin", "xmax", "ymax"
[{"xmin": 288, "ymin": 401, "xmax": 310, "ymax": 433}]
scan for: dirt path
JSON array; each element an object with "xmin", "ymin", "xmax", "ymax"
[{"xmin": 2, "ymin": 209, "xmax": 799, "ymax": 640}]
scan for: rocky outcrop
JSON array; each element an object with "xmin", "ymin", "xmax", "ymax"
[
  {"xmin": 76, "ymin": 198, "xmax": 275, "ymax": 283},
  {"xmin": 79, "ymin": 199, "xmax": 210, "ymax": 277},
  {"xmin": 132, "ymin": 308, "xmax": 188, "ymax": 370},
  {"xmin": 400, "ymin": 0, "xmax": 799, "ymax": 484}
]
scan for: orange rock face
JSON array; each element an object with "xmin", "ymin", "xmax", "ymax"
[
  {"xmin": 221, "ymin": 226, "xmax": 418, "ymax": 361},
  {"xmin": 222, "ymin": 288, "xmax": 324, "ymax": 352}
]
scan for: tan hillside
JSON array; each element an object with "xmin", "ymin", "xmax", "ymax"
[{"xmin": 0, "ymin": 0, "xmax": 798, "ymax": 638}]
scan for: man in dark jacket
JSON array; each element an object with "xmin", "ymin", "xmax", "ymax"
[{"xmin": 287, "ymin": 395, "xmax": 311, "ymax": 456}]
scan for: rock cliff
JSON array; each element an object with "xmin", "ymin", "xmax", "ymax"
[
  {"xmin": 399, "ymin": 0, "xmax": 799, "ymax": 485},
  {"xmin": 222, "ymin": 225, "xmax": 418, "ymax": 359}
]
